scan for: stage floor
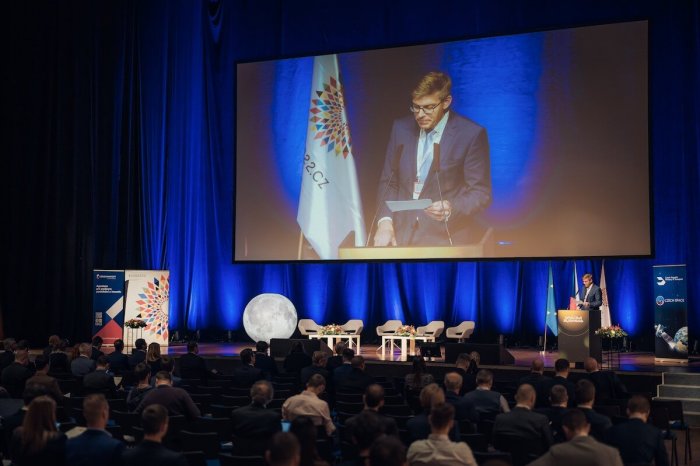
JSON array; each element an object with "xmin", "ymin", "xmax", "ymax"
[{"xmin": 160, "ymin": 342, "xmax": 700, "ymax": 374}]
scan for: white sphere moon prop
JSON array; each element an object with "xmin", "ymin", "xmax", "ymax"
[{"xmin": 243, "ymin": 293, "xmax": 298, "ymax": 343}]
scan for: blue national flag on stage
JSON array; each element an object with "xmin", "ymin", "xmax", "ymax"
[{"xmin": 545, "ymin": 263, "xmax": 558, "ymax": 336}]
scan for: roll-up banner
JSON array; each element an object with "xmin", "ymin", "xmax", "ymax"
[
  {"xmin": 124, "ymin": 270, "xmax": 170, "ymax": 347},
  {"xmin": 654, "ymin": 264, "xmax": 688, "ymax": 363},
  {"xmin": 92, "ymin": 270, "xmax": 125, "ymax": 345}
]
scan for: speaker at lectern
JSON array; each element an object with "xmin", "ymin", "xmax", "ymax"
[{"xmin": 557, "ymin": 310, "xmax": 602, "ymax": 364}]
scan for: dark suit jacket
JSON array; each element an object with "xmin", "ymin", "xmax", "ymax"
[
  {"xmin": 586, "ymin": 370, "xmax": 628, "ymax": 401},
  {"xmin": 0, "ymin": 351, "xmax": 15, "ymax": 373},
  {"xmin": 335, "ymin": 368, "xmax": 373, "ymax": 394},
  {"xmin": 578, "ymin": 284, "xmax": 602, "ymax": 310},
  {"xmin": 445, "ymin": 391, "xmax": 479, "ymax": 424},
  {"xmin": 178, "ymin": 352, "xmax": 210, "ymax": 381},
  {"xmin": 448, "ymin": 367, "xmax": 475, "ymax": 395},
  {"xmin": 580, "ymin": 406, "xmax": 612, "ymax": 440},
  {"xmin": 230, "ymin": 402, "xmax": 282, "ymax": 455},
  {"xmin": 535, "ymin": 406, "xmax": 568, "ymax": 443},
  {"xmin": 344, "ymin": 409, "xmax": 399, "ymax": 442},
  {"xmin": 66, "ymin": 428, "xmax": 124, "ymax": 466},
  {"xmin": 48, "ymin": 352, "xmax": 71, "ymax": 374},
  {"xmin": 121, "ymin": 440, "xmax": 188, "ymax": 466},
  {"xmin": 106, "ymin": 351, "xmax": 130, "ymax": 375},
  {"xmin": 232, "ymin": 364, "xmax": 264, "ymax": 388},
  {"xmin": 135, "ymin": 385, "xmax": 200, "ymax": 421},
  {"xmin": 254, "ymin": 352, "xmax": 278, "ymax": 379},
  {"xmin": 1, "ymin": 362, "xmax": 36, "ymax": 398},
  {"xmin": 82, "ymin": 369, "xmax": 117, "ymax": 395},
  {"xmin": 90, "ymin": 347, "xmax": 104, "ymax": 361},
  {"xmin": 129, "ymin": 349, "xmax": 147, "ymax": 368},
  {"xmin": 518, "ymin": 373, "xmax": 553, "ymax": 408},
  {"xmin": 492, "ymin": 406, "xmax": 553, "ymax": 453},
  {"xmin": 333, "ymin": 363, "xmax": 353, "ymax": 389},
  {"xmin": 25, "ymin": 373, "xmax": 63, "ymax": 400},
  {"xmin": 376, "ymin": 112, "xmax": 491, "ymax": 246},
  {"xmin": 406, "ymin": 411, "xmax": 460, "ymax": 444},
  {"xmin": 71, "ymin": 356, "xmax": 96, "ymax": 377},
  {"xmin": 326, "ymin": 355, "xmax": 343, "ymax": 373},
  {"xmin": 283, "ymin": 352, "xmax": 312, "ymax": 375},
  {"xmin": 605, "ymin": 418, "xmax": 669, "ymax": 466},
  {"xmin": 300, "ymin": 366, "xmax": 331, "ymax": 387},
  {"xmin": 550, "ymin": 376, "xmax": 576, "ymax": 407}
]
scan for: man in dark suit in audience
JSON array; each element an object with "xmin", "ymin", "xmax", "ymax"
[
  {"xmin": 179, "ymin": 341, "xmax": 213, "ymax": 382},
  {"xmin": 25, "ymin": 355, "xmax": 62, "ymax": 402},
  {"xmin": 66, "ymin": 394, "xmax": 124, "ymax": 466},
  {"xmin": 492, "ymin": 384, "xmax": 553, "ymax": 456},
  {"xmin": 0, "ymin": 338, "xmax": 16, "ymax": 374},
  {"xmin": 583, "ymin": 357, "xmax": 628, "ymax": 402},
  {"xmin": 1, "ymin": 345, "xmax": 35, "ymax": 398},
  {"xmin": 129, "ymin": 338, "xmax": 148, "ymax": 368},
  {"xmin": 71, "ymin": 343, "xmax": 96, "ymax": 377},
  {"xmin": 254, "ymin": 340, "xmax": 278, "ymax": 379},
  {"xmin": 462, "ymin": 369, "xmax": 509, "ymax": 420},
  {"xmin": 342, "ymin": 409, "xmax": 386, "ymax": 466},
  {"xmin": 518, "ymin": 357, "xmax": 552, "ymax": 408},
  {"xmin": 106, "ymin": 339, "xmax": 130, "ymax": 375},
  {"xmin": 300, "ymin": 351, "xmax": 330, "ymax": 387},
  {"xmin": 335, "ymin": 356, "xmax": 373, "ymax": 394},
  {"xmin": 443, "ymin": 372, "xmax": 478, "ymax": 425},
  {"xmin": 448, "ymin": 353, "xmax": 476, "ymax": 395},
  {"xmin": 332, "ymin": 347, "xmax": 355, "ymax": 390},
  {"xmin": 406, "ymin": 383, "xmax": 460, "ymax": 443},
  {"xmin": 135, "ymin": 371, "xmax": 200, "ymax": 421},
  {"xmin": 122, "ymin": 404, "xmax": 188, "ymax": 466},
  {"xmin": 230, "ymin": 380, "xmax": 282, "ymax": 456},
  {"xmin": 233, "ymin": 348, "xmax": 264, "ymax": 388},
  {"xmin": 605, "ymin": 395, "xmax": 669, "ymax": 466},
  {"xmin": 528, "ymin": 409, "xmax": 623, "ymax": 466},
  {"xmin": 535, "ymin": 384, "xmax": 569, "ymax": 443},
  {"xmin": 325, "ymin": 341, "xmax": 346, "ymax": 373},
  {"xmin": 83, "ymin": 356, "xmax": 117, "ymax": 396},
  {"xmin": 551, "ymin": 358, "xmax": 576, "ymax": 407},
  {"xmin": 575, "ymin": 379, "xmax": 611, "ymax": 441},
  {"xmin": 344, "ymin": 384, "xmax": 399, "ymax": 441},
  {"xmin": 90, "ymin": 336, "xmax": 105, "ymax": 361}
]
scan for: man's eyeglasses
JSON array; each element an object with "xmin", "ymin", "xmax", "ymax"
[{"xmin": 409, "ymin": 99, "xmax": 444, "ymax": 114}]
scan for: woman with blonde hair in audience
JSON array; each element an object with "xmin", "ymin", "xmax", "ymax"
[
  {"xmin": 10, "ymin": 395, "xmax": 66, "ymax": 465},
  {"xmin": 146, "ymin": 342, "xmax": 163, "ymax": 373}
]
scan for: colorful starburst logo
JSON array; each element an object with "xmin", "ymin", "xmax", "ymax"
[
  {"xmin": 134, "ymin": 274, "xmax": 170, "ymax": 342},
  {"xmin": 309, "ymin": 75, "xmax": 351, "ymax": 158}
]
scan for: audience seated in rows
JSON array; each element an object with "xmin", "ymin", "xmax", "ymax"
[
  {"xmin": 605, "ymin": 395, "xmax": 669, "ymax": 466},
  {"xmin": 574, "ymin": 379, "xmax": 611, "ymax": 440},
  {"xmin": 301, "ymin": 351, "xmax": 331, "ymax": 387},
  {"xmin": 406, "ymin": 383, "xmax": 459, "ymax": 444},
  {"xmin": 370, "ymin": 435, "xmax": 407, "ymax": 466},
  {"xmin": 146, "ymin": 342, "xmax": 162, "ymax": 374},
  {"xmin": 518, "ymin": 358, "xmax": 552, "ymax": 409},
  {"xmin": 70, "ymin": 343, "xmax": 96, "ymax": 377},
  {"xmin": 266, "ymin": 432, "xmax": 301, "ymax": 466},
  {"xmin": 583, "ymin": 357, "xmax": 629, "ymax": 401},
  {"xmin": 90, "ymin": 336, "xmax": 104, "ymax": 361},
  {"xmin": 283, "ymin": 374, "xmax": 335, "ymax": 436},
  {"xmin": 405, "ymin": 356, "xmax": 434, "ymax": 392},
  {"xmin": 336, "ymin": 356, "xmax": 373, "ymax": 394},
  {"xmin": 9, "ymin": 395, "xmax": 66, "ymax": 466},
  {"xmin": 149, "ymin": 355, "xmax": 181, "ymax": 387},
  {"xmin": 179, "ymin": 341, "xmax": 216, "ymax": 382},
  {"xmin": 333, "ymin": 348, "xmax": 355, "ymax": 388},
  {"xmin": 42, "ymin": 335, "xmax": 61, "ymax": 360},
  {"xmin": 344, "ymin": 384, "xmax": 399, "ymax": 440},
  {"xmin": 535, "ymin": 384, "xmax": 569, "ymax": 443},
  {"xmin": 82, "ymin": 356, "xmax": 117, "ymax": 396},
  {"xmin": 325, "ymin": 341, "xmax": 346, "ymax": 373},
  {"xmin": 407, "ymin": 402, "xmax": 477, "ymax": 466},
  {"xmin": 233, "ymin": 348, "xmax": 265, "ymax": 388},
  {"xmin": 66, "ymin": 394, "xmax": 123, "ymax": 466},
  {"xmin": 527, "ymin": 408, "xmax": 623, "ymax": 466},
  {"xmin": 290, "ymin": 415, "xmax": 330, "ymax": 466},
  {"xmin": 462, "ymin": 369, "xmax": 510, "ymax": 420},
  {"xmin": 254, "ymin": 340, "xmax": 278, "ymax": 379},
  {"xmin": 122, "ymin": 404, "xmax": 187, "ymax": 466},
  {"xmin": 2, "ymin": 384, "xmax": 52, "ymax": 454},
  {"xmin": 448, "ymin": 352, "xmax": 477, "ymax": 395},
  {"xmin": 2, "ymin": 342, "xmax": 36, "ymax": 398},
  {"xmin": 284, "ymin": 342, "xmax": 313, "ymax": 376},
  {"xmin": 551, "ymin": 358, "xmax": 576, "ymax": 407},
  {"xmin": 129, "ymin": 338, "xmax": 148, "ymax": 368},
  {"xmin": 443, "ymin": 372, "xmax": 478, "ymax": 425},
  {"xmin": 106, "ymin": 339, "xmax": 130, "ymax": 375},
  {"xmin": 25, "ymin": 355, "xmax": 62, "ymax": 401},
  {"xmin": 135, "ymin": 370, "xmax": 200, "ymax": 421},
  {"xmin": 126, "ymin": 362, "xmax": 153, "ymax": 412},
  {"xmin": 48, "ymin": 339, "xmax": 71, "ymax": 375},
  {"xmin": 340, "ymin": 410, "xmax": 384, "ymax": 466},
  {"xmin": 230, "ymin": 380, "xmax": 281, "ymax": 455}
]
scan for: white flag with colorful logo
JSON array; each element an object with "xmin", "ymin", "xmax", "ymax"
[
  {"xmin": 297, "ymin": 54, "xmax": 366, "ymax": 259},
  {"xmin": 600, "ymin": 261, "xmax": 611, "ymax": 328}
]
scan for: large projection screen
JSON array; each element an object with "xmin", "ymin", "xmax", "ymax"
[{"xmin": 235, "ymin": 21, "xmax": 649, "ymax": 262}]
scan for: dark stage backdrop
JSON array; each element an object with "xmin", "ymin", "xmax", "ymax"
[{"xmin": 1, "ymin": 1, "xmax": 698, "ymax": 349}]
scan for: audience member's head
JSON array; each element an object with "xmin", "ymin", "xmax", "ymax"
[
  {"xmin": 3, "ymin": 338, "xmax": 17, "ymax": 351},
  {"xmin": 91, "ymin": 336, "xmax": 103, "ymax": 349},
  {"xmin": 369, "ymin": 435, "xmax": 407, "ymax": 466},
  {"xmin": 187, "ymin": 340, "xmax": 198, "ymax": 353},
  {"xmin": 342, "ymin": 347, "xmax": 355, "ymax": 362},
  {"xmin": 240, "ymin": 348, "xmax": 255, "ymax": 365},
  {"xmin": 475, "ymin": 369, "xmax": 494, "ymax": 389},
  {"xmin": 290, "ymin": 416, "xmax": 322, "ymax": 466},
  {"xmin": 334, "ymin": 341, "xmax": 347, "ymax": 356},
  {"xmin": 135, "ymin": 338, "xmax": 147, "ymax": 351},
  {"xmin": 455, "ymin": 353, "xmax": 471, "ymax": 369},
  {"xmin": 141, "ymin": 404, "xmax": 169, "ymax": 440},
  {"xmin": 575, "ymin": 379, "xmax": 596, "ymax": 407},
  {"xmin": 34, "ymin": 355, "xmax": 49, "ymax": 372},
  {"xmin": 251, "ymin": 380, "xmax": 274, "ymax": 406},
  {"xmin": 79, "ymin": 342, "xmax": 92, "ymax": 357},
  {"xmin": 350, "ymin": 410, "xmax": 383, "ymax": 451},
  {"xmin": 134, "ymin": 362, "xmax": 151, "ymax": 384},
  {"xmin": 59, "ymin": 339, "xmax": 69, "ymax": 352},
  {"xmin": 515, "ymin": 383, "xmax": 536, "ymax": 409},
  {"xmin": 554, "ymin": 358, "xmax": 570, "ymax": 375},
  {"xmin": 146, "ymin": 342, "xmax": 161, "ymax": 362},
  {"xmin": 113, "ymin": 339, "xmax": 124, "ymax": 353},
  {"xmin": 562, "ymin": 408, "xmax": 590, "ymax": 439},
  {"xmin": 48, "ymin": 335, "xmax": 61, "ymax": 350},
  {"xmin": 351, "ymin": 355, "xmax": 365, "ymax": 370},
  {"xmin": 265, "ymin": 432, "xmax": 301, "ymax": 466},
  {"xmin": 530, "ymin": 358, "xmax": 545, "ymax": 374},
  {"xmin": 312, "ymin": 351, "xmax": 327, "ymax": 367},
  {"xmin": 256, "ymin": 340, "xmax": 269, "ymax": 354},
  {"xmin": 364, "ymin": 384, "xmax": 385, "ymax": 410},
  {"xmin": 419, "ymin": 383, "xmax": 445, "ymax": 411},
  {"xmin": 160, "ymin": 355, "xmax": 174, "ymax": 373},
  {"xmin": 83, "ymin": 393, "xmax": 109, "ymax": 429},
  {"xmin": 411, "ymin": 355, "xmax": 427, "ymax": 374},
  {"xmin": 584, "ymin": 357, "xmax": 599, "ymax": 373},
  {"xmin": 306, "ymin": 374, "xmax": 326, "ymax": 393},
  {"xmin": 16, "ymin": 340, "xmax": 29, "ymax": 351},
  {"xmin": 20, "ymin": 396, "xmax": 58, "ymax": 455},
  {"xmin": 154, "ymin": 370, "xmax": 172, "ymax": 386},
  {"xmin": 23, "ymin": 383, "xmax": 51, "ymax": 407},
  {"xmin": 469, "ymin": 351, "xmax": 481, "ymax": 365},
  {"xmin": 14, "ymin": 346, "xmax": 29, "ymax": 364},
  {"xmin": 95, "ymin": 355, "xmax": 109, "ymax": 369},
  {"xmin": 627, "ymin": 395, "xmax": 651, "ymax": 421},
  {"xmin": 549, "ymin": 384, "xmax": 568, "ymax": 407},
  {"xmin": 429, "ymin": 402, "xmax": 455, "ymax": 434},
  {"xmin": 289, "ymin": 342, "xmax": 305, "ymax": 354},
  {"xmin": 444, "ymin": 372, "xmax": 463, "ymax": 394}
]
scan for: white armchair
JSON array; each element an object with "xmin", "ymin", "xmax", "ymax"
[
  {"xmin": 298, "ymin": 318, "xmax": 322, "ymax": 336},
  {"xmin": 376, "ymin": 320, "xmax": 403, "ymax": 352},
  {"xmin": 341, "ymin": 319, "xmax": 364, "ymax": 335},
  {"xmin": 446, "ymin": 321, "xmax": 475, "ymax": 342},
  {"xmin": 416, "ymin": 320, "xmax": 445, "ymax": 341}
]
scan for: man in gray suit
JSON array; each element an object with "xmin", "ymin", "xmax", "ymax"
[
  {"xmin": 527, "ymin": 409, "xmax": 622, "ymax": 466},
  {"xmin": 577, "ymin": 273, "xmax": 602, "ymax": 310}
]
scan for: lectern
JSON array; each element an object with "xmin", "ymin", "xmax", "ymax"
[{"xmin": 557, "ymin": 310, "xmax": 602, "ymax": 364}]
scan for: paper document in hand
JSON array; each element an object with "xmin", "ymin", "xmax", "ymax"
[{"xmin": 386, "ymin": 199, "xmax": 433, "ymax": 212}]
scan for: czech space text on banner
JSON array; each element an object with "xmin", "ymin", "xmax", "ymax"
[{"xmin": 653, "ymin": 264, "xmax": 688, "ymax": 362}]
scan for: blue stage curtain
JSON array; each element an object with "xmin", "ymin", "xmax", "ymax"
[{"xmin": 0, "ymin": 0, "xmax": 698, "ymax": 349}]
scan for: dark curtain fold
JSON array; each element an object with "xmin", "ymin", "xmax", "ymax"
[{"xmin": 1, "ymin": 0, "xmax": 698, "ymax": 349}]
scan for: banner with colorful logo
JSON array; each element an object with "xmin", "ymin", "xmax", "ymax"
[
  {"xmin": 92, "ymin": 270, "xmax": 125, "ymax": 345},
  {"xmin": 124, "ymin": 270, "xmax": 170, "ymax": 347},
  {"xmin": 653, "ymin": 264, "xmax": 688, "ymax": 362}
]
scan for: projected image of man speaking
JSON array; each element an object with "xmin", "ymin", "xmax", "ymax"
[{"xmin": 373, "ymin": 72, "xmax": 492, "ymax": 247}]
